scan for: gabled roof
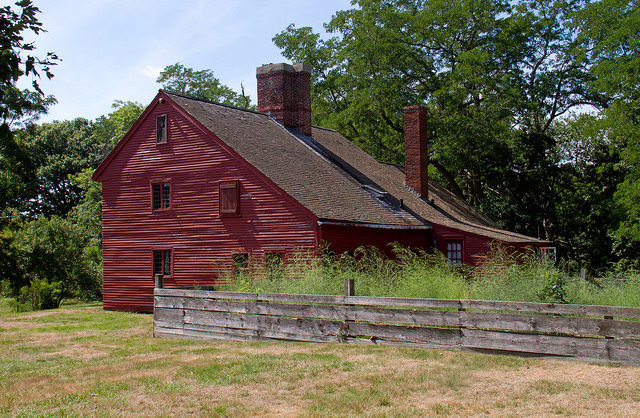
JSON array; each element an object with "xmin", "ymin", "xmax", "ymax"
[{"xmin": 165, "ymin": 91, "xmax": 424, "ymax": 227}]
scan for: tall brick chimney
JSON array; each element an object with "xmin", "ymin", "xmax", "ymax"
[
  {"xmin": 404, "ymin": 105, "xmax": 429, "ymax": 198},
  {"xmin": 256, "ymin": 63, "xmax": 312, "ymax": 136}
]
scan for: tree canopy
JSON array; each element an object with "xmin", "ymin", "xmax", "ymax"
[{"xmin": 157, "ymin": 63, "xmax": 252, "ymax": 109}]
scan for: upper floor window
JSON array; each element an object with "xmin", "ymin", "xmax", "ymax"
[
  {"xmin": 156, "ymin": 115, "xmax": 167, "ymax": 143},
  {"xmin": 220, "ymin": 180, "xmax": 240, "ymax": 216},
  {"xmin": 446, "ymin": 240, "xmax": 463, "ymax": 265},
  {"xmin": 152, "ymin": 182, "xmax": 170, "ymax": 210}
]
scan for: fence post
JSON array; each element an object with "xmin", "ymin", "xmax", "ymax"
[
  {"xmin": 604, "ymin": 315, "xmax": 614, "ymax": 340},
  {"xmin": 344, "ymin": 278, "xmax": 355, "ymax": 297},
  {"xmin": 155, "ymin": 274, "xmax": 163, "ymax": 289},
  {"xmin": 580, "ymin": 268, "xmax": 587, "ymax": 280}
]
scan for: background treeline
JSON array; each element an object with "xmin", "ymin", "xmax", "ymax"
[
  {"xmin": 1, "ymin": 0, "xmax": 639, "ymax": 309},
  {"xmin": 0, "ymin": 101, "xmax": 144, "ymax": 310},
  {"xmin": 273, "ymin": 0, "xmax": 640, "ymax": 269}
]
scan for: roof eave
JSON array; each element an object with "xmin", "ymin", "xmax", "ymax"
[{"xmin": 317, "ymin": 219, "xmax": 431, "ymax": 230}]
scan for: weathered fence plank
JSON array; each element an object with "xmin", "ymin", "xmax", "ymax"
[
  {"xmin": 154, "ymin": 289, "xmax": 640, "ymax": 364},
  {"xmin": 461, "ymin": 329, "xmax": 640, "ymax": 363},
  {"xmin": 155, "ymin": 296, "xmax": 462, "ymax": 327},
  {"xmin": 459, "ymin": 311, "xmax": 640, "ymax": 340}
]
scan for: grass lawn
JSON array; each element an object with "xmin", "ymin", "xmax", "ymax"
[{"xmin": 1, "ymin": 299, "xmax": 639, "ymax": 416}]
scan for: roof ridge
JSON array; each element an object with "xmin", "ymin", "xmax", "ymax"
[{"xmin": 161, "ymin": 89, "xmax": 267, "ymax": 117}]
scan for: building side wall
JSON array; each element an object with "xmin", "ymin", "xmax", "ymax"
[
  {"xmin": 100, "ymin": 99, "xmax": 317, "ymax": 312},
  {"xmin": 319, "ymin": 223, "xmax": 432, "ymax": 257}
]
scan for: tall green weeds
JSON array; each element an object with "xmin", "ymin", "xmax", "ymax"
[{"xmin": 217, "ymin": 244, "xmax": 640, "ymax": 307}]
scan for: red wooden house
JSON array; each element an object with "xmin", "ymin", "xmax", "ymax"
[{"xmin": 93, "ymin": 62, "xmax": 551, "ymax": 312}]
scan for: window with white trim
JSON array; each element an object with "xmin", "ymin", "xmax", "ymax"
[
  {"xmin": 446, "ymin": 241, "xmax": 463, "ymax": 265},
  {"xmin": 539, "ymin": 246, "xmax": 557, "ymax": 263}
]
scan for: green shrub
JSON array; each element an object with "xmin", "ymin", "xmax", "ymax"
[
  {"xmin": 10, "ymin": 278, "xmax": 62, "ymax": 311},
  {"xmin": 0, "ymin": 279, "xmax": 11, "ymax": 298},
  {"xmin": 9, "ymin": 215, "xmax": 101, "ymax": 306},
  {"xmin": 538, "ymin": 271, "xmax": 568, "ymax": 304}
]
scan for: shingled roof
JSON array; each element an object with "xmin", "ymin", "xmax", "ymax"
[
  {"xmin": 167, "ymin": 91, "xmax": 424, "ymax": 227},
  {"xmin": 166, "ymin": 91, "xmax": 546, "ymax": 244}
]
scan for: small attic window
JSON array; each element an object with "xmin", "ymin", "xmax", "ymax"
[{"xmin": 156, "ymin": 115, "xmax": 167, "ymax": 143}]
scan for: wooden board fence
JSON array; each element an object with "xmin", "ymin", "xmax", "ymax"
[{"xmin": 154, "ymin": 288, "xmax": 640, "ymax": 364}]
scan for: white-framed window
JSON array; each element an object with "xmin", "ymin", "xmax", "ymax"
[
  {"xmin": 539, "ymin": 246, "xmax": 557, "ymax": 263},
  {"xmin": 446, "ymin": 240, "xmax": 463, "ymax": 265}
]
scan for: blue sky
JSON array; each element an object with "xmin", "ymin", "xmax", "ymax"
[{"xmin": 22, "ymin": 0, "xmax": 351, "ymax": 123}]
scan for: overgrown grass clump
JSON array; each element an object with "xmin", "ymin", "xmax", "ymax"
[{"xmin": 219, "ymin": 244, "xmax": 640, "ymax": 307}]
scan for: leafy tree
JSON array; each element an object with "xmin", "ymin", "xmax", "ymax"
[
  {"xmin": 0, "ymin": 0, "xmax": 58, "ymax": 216},
  {"xmin": 3, "ymin": 101, "xmax": 142, "ymax": 218},
  {"xmin": 15, "ymin": 118, "xmax": 95, "ymax": 216},
  {"xmin": 68, "ymin": 168, "xmax": 103, "ymax": 296},
  {"xmin": 548, "ymin": 115, "xmax": 625, "ymax": 269},
  {"xmin": 157, "ymin": 63, "xmax": 252, "ymax": 109},
  {"xmin": 273, "ymin": 0, "xmax": 636, "ymax": 263},
  {"xmin": 10, "ymin": 215, "xmax": 99, "ymax": 306},
  {"xmin": 274, "ymin": 0, "xmax": 597, "ymax": 213},
  {"xmin": 68, "ymin": 168, "xmax": 102, "ymax": 242},
  {"xmin": 0, "ymin": 0, "xmax": 59, "ymax": 127},
  {"xmin": 576, "ymin": 0, "xmax": 640, "ymax": 244},
  {"xmin": 91, "ymin": 100, "xmax": 144, "ymax": 159}
]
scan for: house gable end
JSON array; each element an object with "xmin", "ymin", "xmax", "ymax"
[
  {"xmin": 94, "ymin": 91, "xmax": 318, "ymax": 223},
  {"xmin": 99, "ymin": 93, "xmax": 319, "ymax": 312},
  {"xmin": 92, "ymin": 92, "xmax": 162, "ymax": 182}
]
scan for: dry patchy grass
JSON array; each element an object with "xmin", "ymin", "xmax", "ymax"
[{"xmin": 1, "ymin": 299, "xmax": 639, "ymax": 416}]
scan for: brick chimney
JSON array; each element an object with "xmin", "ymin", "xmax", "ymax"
[
  {"xmin": 404, "ymin": 105, "xmax": 429, "ymax": 198},
  {"xmin": 256, "ymin": 63, "xmax": 312, "ymax": 136}
]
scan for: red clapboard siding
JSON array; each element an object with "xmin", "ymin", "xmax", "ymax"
[
  {"xmin": 319, "ymin": 223, "xmax": 432, "ymax": 257},
  {"xmin": 100, "ymin": 98, "xmax": 317, "ymax": 312}
]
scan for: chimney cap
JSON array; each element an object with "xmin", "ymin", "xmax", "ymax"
[
  {"xmin": 256, "ymin": 62, "xmax": 310, "ymax": 75},
  {"xmin": 404, "ymin": 104, "xmax": 427, "ymax": 113}
]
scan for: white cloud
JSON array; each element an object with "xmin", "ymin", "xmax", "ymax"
[{"xmin": 140, "ymin": 65, "xmax": 163, "ymax": 80}]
